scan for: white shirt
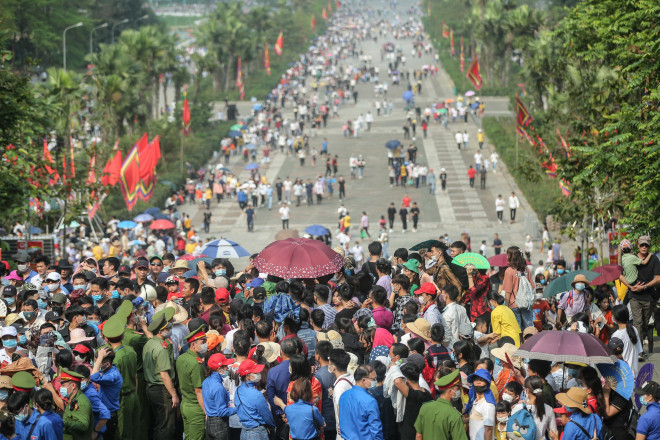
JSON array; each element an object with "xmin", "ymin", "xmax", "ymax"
[
  {"xmin": 469, "ymin": 397, "xmax": 495, "ymax": 440},
  {"xmin": 509, "ymin": 196, "xmax": 520, "ymax": 209},
  {"xmin": 612, "ymin": 327, "xmax": 643, "ymax": 374},
  {"xmin": 455, "ymin": 132, "xmax": 463, "ymax": 143},
  {"xmin": 350, "ymin": 245, "xmax": 363, "ymax": 263},
  {"xmin": 480, "ymin": 243, "xmax": 487, "ymax": 257},
  {"xmin": 495, "ymin": 198, "xmax": 505, "ymax": 212},
  {"xmin": 474, "ymin": 153, "xmax": 482, "ymax": 164},
  {"xmin": 279, "ymin": 206, "xmax": 290, "ymax": 220},
  {"xmin": 333, "ymin": 373, "xmax": 355, "ymax": 432},
  {"xmin": 463, "ymin": 133, "xmax": 469, "ymax": 142},
  {"xmin": 0, "ymin": 348, "xmax": 13, "ymax": 366},
  {"xmin": 512, "ymin": 403, "xmax": 557, "ymax": 440},
  {"xmin": 442, "ymin": 302, "xmax": 470, "ymax": 348}
]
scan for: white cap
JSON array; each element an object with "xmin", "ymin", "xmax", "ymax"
[
  {"xmin": 1, "ymin": 327, "xmax": 17, "ymax": 337},
  {"xmin": 46, "ymin": 272, "xmax": 61, "ymax": 282}
]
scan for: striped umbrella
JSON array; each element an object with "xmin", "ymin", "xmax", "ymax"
[{"xmin": 200, "ymin": 239, "xmax": 250, "ymax": 259}]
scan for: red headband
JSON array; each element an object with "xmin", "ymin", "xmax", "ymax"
[
  {"xmin": 60, "ymin": 371, "xmax": 82, "ymax": 383},
  {"xmin": 436, "ymin": 377, "xmax": 460, "ymax": 391},
  {"xmin": 188, "ymin": 330, "xmax": 206, "ymax": 343}
]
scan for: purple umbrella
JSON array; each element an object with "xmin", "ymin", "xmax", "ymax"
[{"xmin": 514, "ymin": 331, "xmax": 614, "ymax": 364}]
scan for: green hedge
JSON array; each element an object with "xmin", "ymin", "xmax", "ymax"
[{"xmin": 482, "ymin": 116, "xmax": 561, "ymax": 220}]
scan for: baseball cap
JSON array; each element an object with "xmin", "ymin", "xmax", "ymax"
[
  {"xmin": 45, "ymin": 311, "xmax": 63, "ymax": 322},
  {"xmin": 1, "ymin": 327, "xmax": 17, "ymax": 337},
  {"xmin": 118, "ymin": 265, "xmax": 131, "ymax": 275},
  {"xmin": 4, "ymin": 271, "xmax": 22, "ymax": 282},
  {"xmin": 607, "ymin": 337, "xmax": 624, "ymax": 353},
  {"xmin": 638, "ymin": 236, "xmax": 651, "ymax": 246},
  {"xmin": 635, "ymin": 381, "xmax": 660, "ymax": 400},
  {"xmin": 208, "ymin": 353, "xmax": 234, "ymax": 370},
  {"xmin": 246, "ymin": 278, "xmax": 264, "ymax": 288},
  {"xmin": 134, "ymin": 259, "xmax": 149, "ymax": 270},
  {"xmin": 51, "ymin": 292, "xmax": 68, "ymax": 304},
  {"xmin": 2, "ymin": 286, "xmax": 17, "ymax": 297},
  {"xmin": 413, "ymin": 282, "xmax": 437, "ymax": 296},
  {"xmin": 157, "ymin": 272, "xmax": 170, "ymax": 284},
  {"xmin": 165, "ymin": 275, "xmax": 180, "ymax": 285},
  {"xmin": 459, "ymin": 322, "xmax": 474, "ymax": 338},
  {"xmin": 46, "ymin": 272, "xmax": 61, "ymax": 282},
  {"xmin": 238, "ymin": 359, "xmax": 265, "ymax": 376},
  {"xmin": 252, "ymin": 287, "xmax": 266, "ymax": 301},
  {"xmin": 215, "ymin": 288, "xmax": 230, "ymax": 303}
]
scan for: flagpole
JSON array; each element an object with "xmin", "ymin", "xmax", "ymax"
[
  {"xmin": 515, "ymin": 93, "xmax": 519, "ymax": 168},
  {"xmin": 180, "ymin": 129, "xmax": 184, "ymax": 175}
]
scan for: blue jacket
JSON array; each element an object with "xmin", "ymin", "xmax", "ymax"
[
  {"xmin": 15, "ymin": 410, "xmax": 58, "ymax": 440},
  {"xmin": 202, "ymin": 372, "xmax": 237, "ymax": 418},
  {"xmin": 83, "ymin": 384, "xmax": 111, "ymax": 433},
  {"xmin": 338, "ymin": 386, "xmax": 383, "ymax": 440},
  {"xmin": 266, "ymin": 360, "xmax": 290, "ymax": 417},
  {"xmin": 235, "ymin": 381, "xmax": 275, "ymax": 428},
  {"xmin": 90, "ymin": 365, "xmax": 123, "ymax": 412},
  {"xmin": 314, "ymin": 366, "xmax": 336, "ymax": 427},
  {"xmin": 41, "ymin": 411, "xmax": 63, "ymax": 440},
  {"xmin": 284, "ymin": 400, "xmax": 325, "ymax": 440}
]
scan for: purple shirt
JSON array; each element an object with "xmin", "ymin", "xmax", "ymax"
[
  {"xmin": 376, "ymin": 275, "xmax": 392, "ymax": 295},
  {"xmin": 372, "ymin": 306, "xmax": 394, "ymax": 330},
  {"xmin": 557, "ymin": 289, "xmax": 589, "ymax": 317}
]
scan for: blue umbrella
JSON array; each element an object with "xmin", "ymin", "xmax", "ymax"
[
  {"xmin": 200, "ymin": 238, "xmax": 250, "ymax": 258},
  {"xmin": 182, "ymin": 269, "xmax": 197, "ymax": 278},
  {"xmin": 29, "ymin": 226, "xmax": 43, "ymax": 234},
  {"xmin": 245, "ymin": 143, "xmax": 258, "ymax": 150},
  {"xmin": 153, "ymin": 213, "xmax": 170, "ymax": 220},
  {"xmin": 402, "ymin": 90, "xmax": 414, "ymax": 102},
  {"xmin": 385, "ymin": 139, "xmax": 401, "ymax": 150},
  {"xmin": 118, "ymin": 220, "xmax": 137, "ymax": 229},
  {"xmin": 218, "ymin": 167, "xmax": 232, "ymax": 173},
  {"xmin": 144, "ymin": 207, "xmax": 161, "ymax": 216},
  {"xmin": 188, "ymin": 257, "xmax": 214, "ymax": 269},
  {"xmin": 228, "ymin": 130, "xmax": 242, "ymax": 137},
  {"xmin": 305, "ymin": 225, "xmax": 330, "ymax": 236},
  {"xmin": 133, "ymin": 213, "xmax": 154, "ymax": 222},
  {"xmin": 253, "ymin": 103, "xmax": 263, "ymax": 111},
  {"xmin": 245, "ymin": 163, "xmax": 259, "ymax": 170},
  {"xmin": 131, "ymin": 239, "xmax": 146, "ymax": 246}
]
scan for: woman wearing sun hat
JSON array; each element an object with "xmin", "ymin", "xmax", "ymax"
[{"xmin": 555, "ymin": 387, "xmax": 602, "ymax": 440}]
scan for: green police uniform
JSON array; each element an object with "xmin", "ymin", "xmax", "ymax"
[
  {"xmin": 143, "ymin": 308, "xmax": 177, "ymax": 439},
  {"xmin": 414, "ymin": 370, "xmax": 467, "ymax": 440},
  {"xmin": 124, "ymin": 327, "xmax": 149, "ymax": 440},
  {"xmin": 176, "ymin": 325, "xmax": 206, "ymax": 440},
  {"xmin": 103, "ymin": 313, "xmax": 139, "ymax": 440},
  {"xmin": 61, "ymin": 369, "xmax": 94, "ymax": 440}
]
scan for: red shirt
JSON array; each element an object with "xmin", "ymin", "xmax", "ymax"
[
  {"xmin": 532, "ymin": 300, "xmax": 550, "ymax": 331},
  {"xmin": 167, "ymin": 291, "xmax": 183, "ymax": 301},
  {"xmin": 467, "ymin": 168, "xmax": 477, "ymax": 178},
  {"xmin": 402, "ymin": 196, "xmax": 411, "ymax": 207}
]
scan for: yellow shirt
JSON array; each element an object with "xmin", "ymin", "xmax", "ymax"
[
  {"xmin": 92, "ymin": 245, "xmax": 103, "ymax": 261},
  {"xmin": 184, "ymin": 218, "xmax": 192, "ymax": 229},
  {"xmin": 477, "ymin": 132, "xmax": 484, "ymax": 142},
  {"xmin": 205, "ymin": 189, "xmax": 212, "ymax": 200},
  {"xmin": 185, "ymin": 242, "xmax": 198, "ymax": 254},
  {"xmin": 491, "ymin": 305, "xmax": 521, "ymax": 347},
  {"xmin": 343, "ymin": 215, "xmax": 351, "ymax": 227}
]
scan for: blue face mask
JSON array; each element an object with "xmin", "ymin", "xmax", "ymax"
[
  {"xmin": 80, "ymin": 381, "xmax": 88, "ymax": 391},
  {"xmin": 18, "ymin": 335, "xmax": 26, "ymax": 345},
  {"xmin": 215, "ymin": 269, "xmax": 227, "ymax": 277},
  {"xmin": 37, "ymin": 299, "xmax": 47, "ymax": 309},
  {"xmin": 540, "ymin": 279, "xmax": 546, "ymax": 285},
  {"xmin": 557, "ymin": 269, "xmax": 565, "ymax": 274},
  {"xmin": 73, "ymin": 285, "xmax": 86, "ymax": 291},
  {"xmin": 60, "ymin": 386, "xmax": 70, "ymax": 398},
  {"xmin": 4, "ymin": 297, "xmax": 14, "ymax": 306},
  {"xmin": 92, "ymin": 294, "xmax": 103, "ymax": 303},
  {"xmin": 0, "ymin": 390, "xmax": 8, "ymax": 401},
  {"xmin": 574, "ymin": 283, "xmax": 585, "ymax": 291},
  {"xmin": 3, "ymin": 339, "xmax": 17, "ymax": 349},
  {"xmin": 111, "ymin": 290, "xmax": 121, "ymax": 299},
  {"xmin": 1, "ymin": 279, "xmax": 9, "ymax": 286},
  {"xmin": 14, "ymin": 408, "xmax": 28, "ymax": 422},
  {"xmin": 87, "ymin": 320, "xmax": 100, "ymax": 328}
]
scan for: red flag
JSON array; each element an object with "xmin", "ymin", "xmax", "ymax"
[
  {"xmin": 264, "ymin": 43, "xmax": 271, "ymax": 76},
  {"xmin": 100, "ymin": 150, "xmax": 123, "ymax": 187},
  {"xmin": 69, "ymin": 137, "xmax": 75, "ymax": 178},
  {"xmin": 516, "ymin": 95, "xmax": 532, "ymax": 127},
  {"xmin": 62, "ymin": 155, "xmax": 67, "ymax": 183},
  {"xmin": 335, "ymin": 1, "xmax": 340, "ymax": 8},
  {"xmin": 466, "ymin": 53, "xmax": 483, "ymax": 90},
  {"xmin": 556, "ymin": 128, "xmax": 572, "ymax": 158},
  {"xmin": 236, "ymin": 57, "xmax": 245, "ymax": 100},
  {"xmin": 137, "ymin": 136, "xmax": 161, "ymax": 201},
  {"xmin": 118, "ymin": 134, "xmax": 147, "ymax": 211},
  {"xmin": 559, "ymin": 179, "xmax": 571, "ymax": 197},
  {"xmin": 442, "ymin": 22, "xmax": 449, "ymax": 38},
  {"xmin": 43, "ymin": 139, "xmax": 59, "ymax": 183},
  {"xmin": 274, "ymin": 32, "xmax": 283, "ymax": 55},
  {"xmin": 182, "ymin": 98, "xmax": 191, "ymax": 135},
  {"xmin": 86, "ymin": 154, "xmax": 97, "ymax": 185},
  {"xmin": 311, "ymin": 15, "xmax": 316, "ymax": 29},
  {"xmin": 322, "ymin": 7, "xmax": 328, "ymax": 19},
  {"xmin": 460, "ymin": 37, "xmax": 464, "ymax": 72},
  {"xmin": 450, "ymin": 28, "xmax": 455, "ymax": 55}
]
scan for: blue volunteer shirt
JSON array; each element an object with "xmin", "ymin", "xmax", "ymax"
[
  {"xmin": 314, "ymin": 365, "xmax": 336, "ymax": 428},
  {"xmin": 284, "ymin": 400, "xmax": 325, "ymax": 440},
  {"xmin": 15, "ymin": 410, "xmax": 58, "ymax": 440},
  {"xmin": 235, "ymin": 381, "xmax": 275, "ymax": 428},
  {"xmin": 90, "ymin": 364, "xmax": 123, "ymax": 412},
  {"xmin": 202, "ymin": 372, "xmax": 237, "ymax": 418},
  {"xmin": 637, "ymin": 401, "xmax": 660, "ymax": 440},
  {"xmin": 338, "ymin": 386, "xmax": 384, "ymax": 440},
  {"xmin": 562, "ymin": 411, "xmax": 602, "ymax": 440},
  {"xmin": 266, "ymin": 360, "xmax": 290, "ymax": 417},
  {"xmin": 42, "ymin": 410, "xmax": 64, "ymax": 440},
  {"xmin": 83, "ymin": 383, "xmax": 111, "ymax": 433}
]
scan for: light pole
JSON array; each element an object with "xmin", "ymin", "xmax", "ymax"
[
  {"xmin": 135, "ymin": 14, "xmax": 149, "ymax": 25},
  {"xmin": 89, "ymin": 23, "xmax": 108, "ymax": 55},
  {"xmin": 63, "ymin": 22, "xmax": 83, "ymax": 71},
  {"xmin": 111, "ymin": 19, "xmax": 129, "ymax": 45}
]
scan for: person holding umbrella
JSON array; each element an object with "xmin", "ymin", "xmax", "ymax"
[{"xmin": 556, "ymin": 274, "xmax": 592, "ymax": 328}]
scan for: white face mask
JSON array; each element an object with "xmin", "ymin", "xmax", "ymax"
[
  {"xmin": 502, "ymin": 393, "xmax": 514, "ymax": 402},
  {"xmin": 497, "ymin": 415, "xmax": 509, "ymax": 423}
]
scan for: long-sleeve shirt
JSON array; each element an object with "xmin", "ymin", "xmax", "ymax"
[
  {"xmin": 319, "ymin": 304, "xmax": 337, "ymax": 329},
  {"xmin": 83, "ymin": 384, "xmax": 111, "ymax": 434},
  {"xmin": 462, "ymin": 273, "xmax": 491, "ymax": 321},
  {"xmin": 15, "ymin": 410, "xmax": 58, "ymax": 440},
  {"xmin": 235, "ymin": 381, "xmax": 275, "ymax": 428},
  {"xmin": 266, "ymin": 360, "xmax": 290, "ymax": 417},
  {"xmin": 338, "ymin": 386, "xmax": 384, "ymax": 440},
  {"xmin": 90, "ymin": 364, "xmax": 123, "ymax": 412},
  {"xmin": 371, "ymin": 306, "xmax": 394, "ymax": 330},
  {"xmin": 491, "ymin": 305, "xmax": 521, "ymax": 347},
  {"xmin": 202, "ymin": 372, "xmax": 238, "ymax": 418},
  {"xmin": 284, "ymin": 400, "xmax": 325, "ymax": 440},
  {"xmin": 442, "ymin": 302, "xmax": 471, "ymax": 348},
  {"xmin": 42, "ymin": 410, "xmax": 64, "ymax": 440}
]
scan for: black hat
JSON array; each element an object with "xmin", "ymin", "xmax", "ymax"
[
  {"xmin": 635, "ymin": 381, "xmax": 660, "ymax": 400},
  {"xmin": 56, "ymin": 259, "xmax": 73, "ymax": 270},
  {"xmin": 2, "ymin": 286, "xmax": 17, "ymax": 297},
  {"xmin": 253, "ymin": 287, "xmax": 266, "ymax": 301},
  {"xmin": 607, "ymin": 337, "xmax": 624, "ymax": 353},
  {"xmin": 45, "ymin": 311, "xmax": 63, "ymax": 322},
  {"xmin": 83, "ymin": 271, "xmax": 97, "ymax": 282},
  {"xmin": 133, "ymin": 259, "xmax": 149, "ymax": 270},
  {"xmin": 118, "ymin": 265, "xmax": 131, "ymax": 274}
]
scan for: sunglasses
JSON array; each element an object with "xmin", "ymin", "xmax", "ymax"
[
  {"xmin": 43, "ymin": 280, "xmax": 58, "ymax": 284},
  {"xmin": 150, "ymin": 263, "xmax": 163, "ymax": 267},
  {"xmin": 639, "ymin": 243, "xmax": 650, "ymax": 248}
]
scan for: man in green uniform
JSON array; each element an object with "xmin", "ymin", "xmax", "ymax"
[
  {"xmin": 102, "ymin": 302, "xmax": 139, "ymax": 440},
  {"xmin": 176, "ymin": 324, "xmax": 207, "ymax": 440},
  {"xmin": 143, "ymin": 307, "xmax": 178, "ymax": 439},
  {"xmin": 60, "ymin": 368, "xmax": 94, "ymax": 440},
  {"xmin": 414, "ymin": 370, "xmax": 468, "ymax": 440},
  {"xmin": 121, "ymin": 300, "xmax": 151, "ymax": 440}
]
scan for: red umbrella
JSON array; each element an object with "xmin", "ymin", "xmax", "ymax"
[
  {"xmin": 178, "ymin": 254, "xmax": 210, "ymax": 261},
  {"xmin": 150, "ymin": 219, "xmax": 175, "ymax": 230},
  {"xmin": 487, "ymin": 253, "xmax": 530, "ymax": 268},
  {"xmin": 514, "ymin": 330, "xmax": 614, "ymax": 364},
  {"xmin": 253, "ymin": 238, "xmax": 344, "ymax": 279},
  {"xmin": 591, "ymin": 264, "xmax": 623, "ymax": 285}
]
